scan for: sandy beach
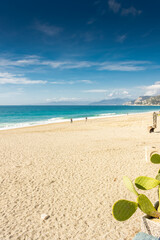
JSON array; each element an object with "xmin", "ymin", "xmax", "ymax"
[{"xmin": 1, "ymin": 112, "xmax": 160, "ymax": 240}]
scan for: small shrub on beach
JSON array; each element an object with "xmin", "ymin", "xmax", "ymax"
[{"xmin": 112, "ymin": 153, "xmax": 160, "ymax": 221}]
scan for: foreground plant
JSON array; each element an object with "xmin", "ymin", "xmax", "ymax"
[{"xmin": 112, "ymin": 153, "xmax": 160, "ymax": 221}]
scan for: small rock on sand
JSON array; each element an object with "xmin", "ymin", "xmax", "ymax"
[{"xmin": 41, "ymin": 214, "xmax": 50, "ymax": 221}]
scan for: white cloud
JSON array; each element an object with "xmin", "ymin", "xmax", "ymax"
[
  {"xmin": 99, "ymin": 61, "xmax": 147, "ymax": 71},
  {"xmin": 107, "ymin": 89, "xmax": 130, "ymax": 98},
  {"xmin": 121, "ymin": 7, "xmax": 142, "ymax": 16},
  {"xmin": 0, "ymin": 72, "xmax": 46, "ymax": 84},
  {"xmin": 84, "ymin": 88, "xmax": 131, "ymax": 98},
  {"xmin": 51, "ymin": 81, "xmax": 66, "ymax": 84},
  {"xmin": 43, "ymin": 60, "xmax": 148, "ymax": 71},
  {"xmin": 15, "ymin": 59, "xmax": 39, "ymax": 65},
  {"xmin": 108, "ymin": 0, "xmax": 121, "ymax": 13},
  {"xmin": 84, "ymin": 89, "xmax": 107, "ymax": 93},
  {"xmin": 122, "ymin": 90, "xmax": 129, "ymax": 95},
  {"xmin": 42, "ymin": 61, "xmax": 67, "ymax": 68},
  {"xmin": 78, "ymin": 80, "xmax": 92, "ymax": 84},
  {"xmin": 0, "ymin": 56, "xmax": 151, "ymax": 72},
  {"xmin": 42, "ymin": 60, "xmax": 93, "ymax": 69},
  {"xmin": 108, "ymin": 92, "xmax": 114, "ymax": 97},
  {"xmin": 51, "ymin": 79, "xmax": 93, "ymax": 85},
  {"xmin": 46, "ymin": 97, "xmax": 80, "ymax": 103},
  {"xmin": 34, "ymin": 21, "xmax": 63, "ymax": 36},
  {"xmin": 61, "ymin": 61, "xmax": 93, "ymax": 69},
  {"xmin": 0, "ymin": 56, "xmax": 40, "ymax": 67},
  {"xmin": 142, "ymin": 83, "xmax": 160, "ymax": 96}
]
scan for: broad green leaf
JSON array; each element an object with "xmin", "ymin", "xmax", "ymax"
[
  {"xmin": 135, "ymin": 176, "xmax": 160, "ymax": 190},
  {"xmin": 137, "ymin": 194, "xmax": 160, "ymax": 218},
  {"xmin": 123, "ymin": 176, "xmax": 139, "ymax": 196},
  {"xmin": 150, "ymin": 153, "xmax": 160, "ymax": 164},
  {"xmin": 112, "ymin": 199, "xmax": 138, "ymax": 221}
]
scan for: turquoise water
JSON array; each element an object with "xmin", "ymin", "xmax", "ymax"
[{"xmin": 0, "ymin": 105, "xmax": 160, "ymax": 130}]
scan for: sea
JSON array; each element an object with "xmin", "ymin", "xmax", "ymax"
[{"xmin": 0, "ymin": 105, "xmax": 160, "ymax": 130}]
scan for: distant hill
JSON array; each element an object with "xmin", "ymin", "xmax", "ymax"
[
  {"xmin": 124, "ymin": 96, "xmax": 151, "ymax": 105},
  {"xmin": 91, "ymin": 98, "xmax": 131, "ymax": 105},
  {"xmin": 124, "ymin": 95, "xmax": 160, "ymax": 105}
]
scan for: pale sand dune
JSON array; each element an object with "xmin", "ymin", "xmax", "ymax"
[{"xmin": 0, "ymin": 113, "xmax": 160, "ymax": 240}]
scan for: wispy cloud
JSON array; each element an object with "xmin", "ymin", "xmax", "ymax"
[
  {"xmin": 0, "ymin": 56, "xmax": 39, "ymax": 67},
  {"xmin": 0, "ymin": 72, "xmax": 46, "ymax": 84},
  {"xmin": 84, "ymin": 88, "xmax": 131, "ymax": 98},
  {"xmin": 51, "ymin": 80, "xmax": 75, "ymax": 85},
  {"xmin": 123, "ymin": 90, "xmax": 129, "ymax": 95},
  {"xmin": 108, "ymin": 0, "xmax": 121, "ymax": 13},
  {"xmin": 98, "ymin": 61, "xmax": 149, "ymax": 71},
  {"xmin": 42, "ymin": 60, "xmax": 93, "ymax": 69},
  {"xmin": 46, "ymin": 97, "xmax": 80, "ymax": 103},
  {"xmin": 84, "ymin": 89, "xmax": 107, "ymax": 93},
  {"xmin": 116, "ymin": 34, "xmax": 127, "ymax": 43},
  {"xmin": 42, "ymin": 60, "xmax": 149, "ymax": 71},
  {"xmin": 15, "ymin": 59, "xmax": 39, "ymax": 65},
  {"xmin": 51, "ymin": 79, "xmax": 93, "ymax": 84},
  {"xmin": 34, "ymin": 21, "xmax": 63, "ymax": 36},
  {"xmin": 42, "ymin": 61, "xmax": 66, "ymax": 68},
  {"xmin": 108, "ymin": 0, "xmax": 141, "ymax": 17},
  {"xmin": 121, "ymin": 7, "xmax": 142, "ymax": 16},
  {"xmin": 79, "ymin": 80, "xmax": 93, "ymax": 84},
  {"xmin": 108, "ymin": 89, "xmax": 131, "ymax": 97},
  {"xmin": 51, "ymin": 81, "xmax": 66, "ymax": 85},
  {"xmin": 83, "ymin": 87, "xmax": 134, "ymax": 99},
  {"xmin": 0, "ymin": 56, "xmax": 151, "ymax": 72}
]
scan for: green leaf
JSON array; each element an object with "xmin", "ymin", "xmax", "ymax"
[
  {"xmin": 137, "ymin": 194, "xmax": 160, "ymax": 218},
  {"xmin": 150, "ymin": 153, "xmax": 160, "ymax": 164},
  {"xmin": 112, "ymin": 199, "xmax": 138, "ymax": 221},
  {"xmin": 156, "ymin": 173, "xmax": 160, "ymax": 181},
  {"xmin": 123, "ymin": 176, "xmax": 139, "ymax": 196},
  {"xmin": 135, "ymin": 176, "xmax": 160, "ymax": 190}
]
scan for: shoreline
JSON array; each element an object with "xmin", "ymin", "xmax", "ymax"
[
  {"xmin": 0, "ymin": 110, "xmax": 155, "ymax": 131},
  {"xmin": 1, "ymin": 110, "xmax": 159, "ymax": 240}
]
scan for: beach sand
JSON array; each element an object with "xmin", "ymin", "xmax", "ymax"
[{"xmin": 0, "ymin": 112, "xmax": 160, "ymax": 240}]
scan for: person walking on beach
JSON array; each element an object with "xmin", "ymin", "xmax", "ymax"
[
  {"xmin": 85, "ymin": 117, "xmax": 87, "ymax": 122},
  {"xmin": 70, "ymin": 118, "xmax": 73, "ymax": 123}
]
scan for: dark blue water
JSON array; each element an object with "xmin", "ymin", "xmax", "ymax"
[{"xmin": 0, "ymin": 105, "xmax": 160, "ymax": 129}]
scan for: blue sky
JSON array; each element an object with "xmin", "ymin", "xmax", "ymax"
[{"xmin": 0, "ymin": 0, "xmax": 160, "ymax": 104}]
